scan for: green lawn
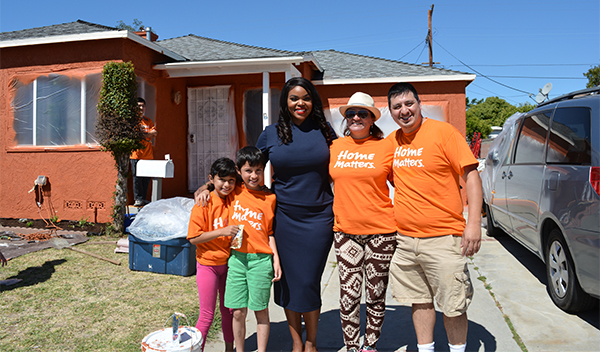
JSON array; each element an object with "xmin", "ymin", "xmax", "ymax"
[{"xmin": 0, "ymin": 234, "xmax": 221, "ymax": 351}]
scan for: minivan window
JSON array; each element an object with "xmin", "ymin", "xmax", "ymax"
[
  {"xmin": 513, "ymin": 111, "xmax": 551, "ymax": 164},
  {"xmin": 546, "ymin": 107, "xmax": 592, "ymax": 165}
]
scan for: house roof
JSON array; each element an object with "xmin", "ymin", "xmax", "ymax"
[
  {"xmin": 158, "ymin": 35, "xmax": 301, "ymax": 61},
  {"xmin": 0, "ymin": 20, "xmax": 185, "ymax": 61},
  {"xmin": 0, "ymin": 20, "xmax": 118, "ymax": 41},
  {"xmin": 155, "ymin": 36, "xmax": 474, "ymax": 84},
  {"xmin": 0, "ymin": 20, "xmax": 475, "ymax": 84},
  {"xmin": 154, "ymin": 35, "xmax": 322, "ymax": 77},
  {"xmin": 310, "ymin": 50, "xmax": 475, "ymax": 85}
]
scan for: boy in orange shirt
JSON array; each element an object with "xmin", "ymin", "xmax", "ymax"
[
  {"xmin": 225, "ymin": 146, "xmax": 281, "ymax": 352},
  {"xmin": 187, "ymin": 157, "xmax": 238, "ymax": 352}
]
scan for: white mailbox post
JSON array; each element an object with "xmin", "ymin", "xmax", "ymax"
[{"xmin": 136, "ymin": 156, "xmax": 174, "ymax": 202}]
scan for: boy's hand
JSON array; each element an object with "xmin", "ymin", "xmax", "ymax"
[
  {"xmin": 272, "ymin": 261, "xmax": 281, "ymax": 282},
  {"xmin": 194, "ymin": 189, "xmax": 211, "ymax": 207},
  {"xmin": 221, "ymin": 225, "xmax": 239, "ymax": 238}
]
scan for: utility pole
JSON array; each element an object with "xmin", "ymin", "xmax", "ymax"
[{"xmin": 422, "ymin": 4, "xmax": 439, "ymax": 67}]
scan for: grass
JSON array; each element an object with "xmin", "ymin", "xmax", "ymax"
[
  {"xmin": 0, "ymin": 234, "xmax": 221, "ymax": 351},
  {"xmin": 470, "ymin": 262, "xmax": 528, "ymax": 352}
]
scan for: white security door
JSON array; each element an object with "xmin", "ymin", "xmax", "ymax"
[{"xmin": 187, "ymin": 86, "xmax": 238, "ymax": 192}]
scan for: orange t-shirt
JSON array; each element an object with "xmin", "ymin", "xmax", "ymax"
[
  {"xmin": 131, "ymin": 116, "xmax": 155, "ymax": 160},
  {"xmin": 186, "ymin": 192, "xmax": 232, "ymax": 266},
  {"xmin": 387, "ymin": 118, "xmax": 478, "ymax": 238},
  {"xmin": 229, "ymin": 184, "xmax": 276, "ymax": 255},
  {"xmin": 329, "ymin": 136, "xmax": 396, "ymax": 235}
]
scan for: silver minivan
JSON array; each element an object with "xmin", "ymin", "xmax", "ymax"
[{"xmin": 481, "ymin": 87, "xmax": 599, "ymax": 312}]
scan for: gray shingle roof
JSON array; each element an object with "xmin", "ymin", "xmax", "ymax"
[
  {"xmin": 0, "ymin": 20, "xmax": 118, "ymax": 41},
  {"xmin": 311, "ymin": 50, "xmax": 471, "ymax": 80},
  {"xmin": 157, "ymin": 35, "xmax": 302, "ymax": 61},
  {"xmin": 0, "ymin": 19, "xmax": 472, "ymax": 81}
]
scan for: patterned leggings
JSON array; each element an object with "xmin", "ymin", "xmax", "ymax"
[{"xmin": 334, "ymin": 231, "xmax": 396, "ymax": 349}]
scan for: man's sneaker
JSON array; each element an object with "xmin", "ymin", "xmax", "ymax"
[{"xmin": 133, "ymin": 200, "xmax": 144, "ymax": 207}]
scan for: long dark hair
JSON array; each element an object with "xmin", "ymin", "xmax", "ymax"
[{"xmin": 277, "ymin": 77, "xmax": 333, "ymax": 145}]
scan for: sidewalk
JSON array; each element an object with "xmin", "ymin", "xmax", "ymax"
[{"xmin": 204, "ymin": 223, "xmax": 600, "ymax": 351}]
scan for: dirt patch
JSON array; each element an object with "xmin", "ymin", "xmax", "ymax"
[{"xmin": 0, "ymin": 218, "xmax": 107, "ymax": 235}]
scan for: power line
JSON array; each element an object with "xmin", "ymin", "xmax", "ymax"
[
  {"xmin": 485, "ymin": 75, "xmax": 586, "ymax": 79},
  {"xmin": 398, "ymin": 40, "xmax": 426, "ymax": 61},
  {"xmin": 467, "ymin": 84, "xmax": 524, "ymax": 105},
  {"xmin": 433, "ymin": 39, "xmax": 533, "ymax": 95},
  {"xmin": 415, "ymin": 42, "xmax": 427, "ymax": 65},
  {"xmin": 447, "ymin": 63, "xmax": 596, "ymax": 67}
]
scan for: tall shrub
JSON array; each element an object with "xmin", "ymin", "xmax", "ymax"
[{"xmin": 96, "ymin": 61, "xmax": 143, "ymax": 233}]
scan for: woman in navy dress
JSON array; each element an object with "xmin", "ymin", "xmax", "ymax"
[{"xmin": 256, "ymin": 77, "xmax": 335, "ymax": 352}]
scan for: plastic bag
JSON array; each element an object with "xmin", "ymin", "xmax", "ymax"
[
  {"xmin": 127, "ymin": 197, "xmax": 194, "ymax": 241},
  {"xmin": 480, "ymin": 112, "xmax": 524, "ymax": 205}
]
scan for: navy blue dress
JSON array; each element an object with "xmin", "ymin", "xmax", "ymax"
[{"xmin": 257, "ymin": 119, "xmax": 334, "ymax": 312}]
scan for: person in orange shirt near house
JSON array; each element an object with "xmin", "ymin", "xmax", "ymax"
[
  {"xmin": 225, "ymin": 146, "xmax": 280, "ymax": 352},
  {"xmin": 386, "ymin": 83, "xmax": 482, "ymax": 352},
  {"xmin": 187, "ymin": 157, "xmax": 237, "ymax": 352},
  {"xmin": 130, "ymin": 97, "xmax": 157, "ymax": 207},
  {"xmin": 329, "ymin": 92, "xmax": 397, "ymax": 352}
]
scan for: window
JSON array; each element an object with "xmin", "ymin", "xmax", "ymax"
[
  {"xmin": 243, "ymin": 88, "xmax": 280, "ymax": 146},
  {"xmin": 12, "ymin": 73, "xmax": 102, "ymax": 146},
  {"xmin": 513, "ymin": 111, "xmax": 551, "ymax": 164},
  {"xmin": 546, "ymin": 107, "xmax": 592, "ymax": 165}
]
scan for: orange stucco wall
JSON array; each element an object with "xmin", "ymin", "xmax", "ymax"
[
  {"xmin": 316, "ymin": 80, "xmax": 471, "ymax": 207},
  {"xmin": 0, "ymin": 39, "xmax": 174, "ymax": 223},
  {"xmin": 316, "ymin": 81, "xmax": 468, "ymax": 135},
  {"xmin": 151, "ymin": 71, "xmax": 289, "ymax": 200},
  {"xmin": 1, "ymin": 36, "xmax": 472, "ymax": 224}
]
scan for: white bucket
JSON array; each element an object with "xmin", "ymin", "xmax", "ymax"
[{"xmin": 141, "ymin": 326, "xmax": 203, "ymax": 352}]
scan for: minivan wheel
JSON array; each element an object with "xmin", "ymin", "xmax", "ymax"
[
  {"xmin": 545, "ymin": 229, "xmax": 597, "ymax": 312},
  {"xmin": 484, "ymin": 203, "xmax": 501, "ymax": 237}
]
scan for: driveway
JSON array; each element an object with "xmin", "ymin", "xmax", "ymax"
[{"xmin": 204, "ymin": 216, "xmax": 600, "ymax": 351}]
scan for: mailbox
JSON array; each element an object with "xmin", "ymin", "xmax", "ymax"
[
  {"xmin": 136, "ymin": 157, "xmax": 174, "ymax": 202},
  {"xmin": 136, "ymin": 159, "xmax": 174, "ymax": 178}
]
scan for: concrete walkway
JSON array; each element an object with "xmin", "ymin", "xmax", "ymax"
[{"xmin": 204, "ymin": 220, "xmax": 600, "ymax": 352}]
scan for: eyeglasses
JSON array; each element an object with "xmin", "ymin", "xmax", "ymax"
[{"xmin": 344, "ymin": 110, "xmax": 371, "ymax": 119}]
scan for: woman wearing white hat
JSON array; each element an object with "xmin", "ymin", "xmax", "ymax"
[{"xmin": 329, "ymin": 92, "xmax": 397, "ymax": 352}]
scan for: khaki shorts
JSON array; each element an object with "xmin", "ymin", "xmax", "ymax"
[{"xmin": 389, "ymin": 234, "xmax": 473, "ymax": 317}]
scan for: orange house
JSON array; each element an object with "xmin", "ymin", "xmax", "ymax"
[{"xmin": 0, "ymin": 20, "xmax": 475, "ymax": 223}]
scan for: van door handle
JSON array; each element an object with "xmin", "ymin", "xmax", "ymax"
[{"xmin": 502, "ymin": 171, "xmax": 513, "ymax": 179}]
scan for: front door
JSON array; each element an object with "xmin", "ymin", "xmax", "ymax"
[{"xmin": 187, "ymin": 86, "xmax": 238, "ymax": 193}]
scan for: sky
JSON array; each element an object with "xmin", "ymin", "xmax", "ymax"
[{"xmin": 1, "ymin": 0, "xmax": 598, "ymax": 106}]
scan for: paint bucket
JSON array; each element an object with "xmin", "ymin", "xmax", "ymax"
[{"xmin": 141, "ymin": 313, "xmax": 203, "ymax": 352}]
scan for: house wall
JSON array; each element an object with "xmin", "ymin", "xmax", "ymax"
[
  {"xmin": 316, "ymin": 80, "xmax": 468, "ymax": 135},
  {"xmin": 316, "ymin": 80, "xmax": 472, "ymax": 206},
  {"xmin": 153, "ymin": 71, "xmax": 289, "ymax": 199},
  {"xmin": 0, "ymin": 39, "xmax": 173, "ymax": 223}
]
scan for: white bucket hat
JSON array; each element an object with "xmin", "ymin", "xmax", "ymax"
[{"xmin": 339, "ymin": 92, "xmax": 381, "ymax": 121}]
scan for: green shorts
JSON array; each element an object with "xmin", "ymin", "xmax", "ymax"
[{"xmin": 224, "ymin": 250, "xmax": 273, "ymax": 311}]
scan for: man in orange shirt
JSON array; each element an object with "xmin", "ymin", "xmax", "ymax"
[
  {"xmin": 130, "ymin": 98, "xmax": 157, "ymax": 207},
  {"xmin": 386, "ymin": 83, "xmax": 482, "ymax": 352}
]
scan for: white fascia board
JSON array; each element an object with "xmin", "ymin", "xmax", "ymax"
[
  {"xmin": 154, "ymin": 57, "xmax": 308, "ymax": 77},
  {"xmin": 312, "ymin": 74, "xmax": 476, "ymax": 85},
  {"xmin": 0, "ymin": 31, "xmax": 186, "ymax": 61}
]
